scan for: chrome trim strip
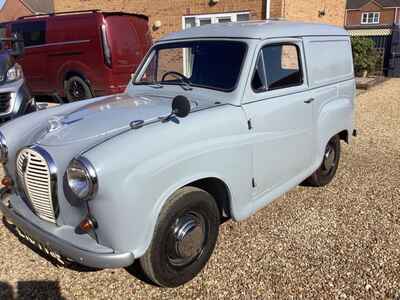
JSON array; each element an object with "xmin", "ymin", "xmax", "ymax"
[
  {"xmin": 0, "ymin": 131, "xmax": 8, "ymax": 163},
  {"xmin": 26, "ymin": 39, "xmax": 91, "ymax": 49}
]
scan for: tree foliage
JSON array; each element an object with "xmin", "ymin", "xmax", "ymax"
[{"xmin": 351, "ymin": 37, "xmax": 379, "ymax": 75}]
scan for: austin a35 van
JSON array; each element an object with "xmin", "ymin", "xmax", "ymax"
[{"xmin": 0, "ymin": 21, "xmax": 355, "ymax": 287}]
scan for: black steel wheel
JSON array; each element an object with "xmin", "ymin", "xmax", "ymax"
[
  {"xmin": 304, "ymin": 135, "xmax": 341, "ymax": 187},
  {"xmin": 65, "ymin": 76, "xmax": 93, "ymax": 102},
  {"xmin": 139, "ymin": 186, "xmax": 220, "ymax": 287}
]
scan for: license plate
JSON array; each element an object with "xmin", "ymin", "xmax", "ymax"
[{"xmin": 15, "ymin": 226, "xmax": 65, "ymax": 265}]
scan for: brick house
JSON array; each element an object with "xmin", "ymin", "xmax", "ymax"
[
  {"xmin": 0, "ymin": 0, "xmax": 53, "ymax": 22},
  {"xmin": 346, "ymin": 0, "xmax": 400, "ymax": 27},
  {"xmin": 54, "ymin": 0, "xmax": 346, "ymax": 40},
  {"xmin": 345, "ymin": 1, "xmax": 400, "ymax": 75}
]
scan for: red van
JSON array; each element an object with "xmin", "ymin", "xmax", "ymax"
[{"xmin": 1, "ymin": 10, "xmax": 152, "ymax": 101}]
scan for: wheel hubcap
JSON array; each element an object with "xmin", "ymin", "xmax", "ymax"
[
  {"xmin": 168, "ymin": 212, "xmax": 206, "ymax": 267},
  {"xmin": 70, "ymin": 81, "xmax": 85, "ymax": 100},
  {"xmin": 323, "ymin": 144, "xmax": 336, "ymax": 172}
]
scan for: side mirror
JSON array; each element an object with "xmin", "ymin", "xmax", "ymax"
[
  {"xmin": 172, "ymin": 95, "xmax": 191, "ymax": 118},
  {"xmin": 10, "ymin": 33, "xmax": 24, "ymax": 58},
  {"xmin": 160, "ymin": 95, "xmax": 191, "ymax": 123}
]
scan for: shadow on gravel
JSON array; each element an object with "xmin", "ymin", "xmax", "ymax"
[
  {"xmin": 0, "ymin": 281, "xmax": 65, "ymax": 300},
  {"xmin": 125, "ymin": 260, "xmax": 158, "ymax": 287}
]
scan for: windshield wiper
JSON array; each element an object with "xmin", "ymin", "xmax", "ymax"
[
  {"xmin": 176, "ymin": 82, "xmax": 193, "ymax": 91},
  {"xmin": 134, "ymin": 81, "xmax": 163, "ymax": 88},
  {"xmin": 162, "ymin": 78, "xmax": 193, "ymax": 91}
]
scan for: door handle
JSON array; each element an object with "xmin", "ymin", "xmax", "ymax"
[{"xmin": 304, "ymin": 98, "xmax": 315, "ymax": 104}]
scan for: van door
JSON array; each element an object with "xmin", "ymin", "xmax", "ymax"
[
  {"xmin": 105, "ymin": 15, "xmax": 142, "ymax": 89},
  {"xmin": 243, "ymin": 39, "xmax": 314, "ymax": 200},
  {"xmin": 12, "ymin": 21, "xmax": 48, "ymax": 93}
]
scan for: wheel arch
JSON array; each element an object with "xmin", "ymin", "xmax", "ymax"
[
  {"xmin": 316, "ymin": 97, "xmax": 354, "ymax": 160},
  {"xmin": 185, "ymin": 177, "xmax": 232, "ymax": 221},
  {"xmin": 338, "ymin": 129, "xmax": 349, "ymax": 144},
  {"xmin": 63, "ymin": 70, "xmax": 92, "ymax": 89},
  {"xmin": 63, "ymin": 71, "xmax": 95, "ymax": 100},
  {"xmin": 133, "ymin": 174, "xmax": 234, "ymax": 258},
  {"xmin": 55, "ymin": 63, "xmax": 94, "ymax": 97}
]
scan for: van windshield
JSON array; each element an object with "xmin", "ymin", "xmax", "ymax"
[{"xmin": 135, "ymin": 41, "xmax": 247, "ymax": 92}]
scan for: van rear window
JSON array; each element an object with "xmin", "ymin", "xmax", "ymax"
[{"xmin": 12, "ymin": 21, "xmax": 46, "ymax": 47}]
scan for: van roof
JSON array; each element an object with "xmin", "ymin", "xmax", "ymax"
[
  {"xmin": 160, "ymin": 20, "xmax": 349, "ymax": 41},
  {"xmin": 17, "ymin": 10, "xmax": 148, "ymax": 21}
]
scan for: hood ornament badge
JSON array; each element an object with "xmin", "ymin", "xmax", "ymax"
[
  {"xmin": 47, "ymin": 116, "xmax": 64, "ymax": 133},
  {"xmin": 47, "ymin": 115, "xmax": 83, "ymax": 133}
]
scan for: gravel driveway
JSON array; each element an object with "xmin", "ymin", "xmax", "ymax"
[{"xmin": 0, "ymin": 79, "xmax": 399, "ymax": 299}]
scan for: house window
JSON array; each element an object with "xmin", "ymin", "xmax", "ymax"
[
  {"xmin": 361, "ymin": 12, "xmax": 380, "ymax": 24},
  {"xmin": 182, "ymin": 12, "xmax": 250, "ymax": 75},
  {"xmin": 183, "ymin": 12, "xmax": 250, "ymax": 29}
]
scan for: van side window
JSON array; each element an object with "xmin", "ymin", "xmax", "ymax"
[
  {"xmin": 11, "ymin": 21, "xmax": 46, "ymax": 47},
  {"xmin": 263, "ymin": 44, "xmax": 302, "ymax": 90},
  {"xmin": 251, "ymin": 43, "xmax": 303, "ymax": 92}
]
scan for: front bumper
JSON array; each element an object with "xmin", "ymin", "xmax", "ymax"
[{"xmin": 0, "ymin": 188, "xmax": 135, "ymax": 269}]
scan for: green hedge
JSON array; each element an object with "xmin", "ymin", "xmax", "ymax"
[{"xmin": 351, "ymin": 37, "xmax": 379, "ymax": 76}]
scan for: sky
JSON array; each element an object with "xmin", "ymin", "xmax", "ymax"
[{"xmin": 0, "ymin": 0, "xmax": 4, "ymax": 10}]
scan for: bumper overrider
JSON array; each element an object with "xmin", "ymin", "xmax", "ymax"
[{"xmin": 0, "ymin": 187, "xmax": 135, "ymax": 269}]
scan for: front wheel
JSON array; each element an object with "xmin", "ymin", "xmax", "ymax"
[
  {"xmin": 64, "ymin": 76, "xmax": 93, "ymax": 102},
  {"xmin": 139, "ymin": 187, "xmax": 220, "ymax": 287},
  {"xmin": 304, "ymin": 135, "xmax": 341, "ymax": 187}
]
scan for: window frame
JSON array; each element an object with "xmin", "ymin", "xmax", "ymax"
[
  {"xmin": 182, "ymin": 11, "xmax": 251, "ymax": 30},
  {"xmin": 134, "ymin": 40, "xmax": 249, "ymax": 93},
  {"xmin": 11, "ymin": 20, "xmax": 47, "ymax": 47},
  {"xmin": 182, "ymin": 12, "xmax": 251, "ymax": 76},
  {"xmin": 251, "ymin": 42, "xmax": 304, "ymax": 94},
  {"xmin": 361, "ymin": 12, "xmax": 380, "ymax": 25}
]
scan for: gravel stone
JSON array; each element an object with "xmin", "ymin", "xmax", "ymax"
[{"xmin": 0, "ymin": 79, "xmax": 399, "ymax": 299}]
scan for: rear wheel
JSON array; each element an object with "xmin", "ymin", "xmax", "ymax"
[
  {"xmin": 304, "ymin": 135, "xmax": 341, "ymax": 187},
  {"xmin": 64, "ymin": 76, "xmax": 93, "ymax": 102},
  {"xmin": 139, "ymin": 186, "xmax": 220, "ymax": 287}
]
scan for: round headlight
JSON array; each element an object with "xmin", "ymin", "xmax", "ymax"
[
  {"xmin": 66, "ymin": 157, "xmax": 98, "ymax": 200},
  {"xmin": 0, "ymin": 132, "xmax": 8, "ymax": 163},
  {"xmin": 6, "ymin": 63, "xmax": 23, "ymax": 82}
]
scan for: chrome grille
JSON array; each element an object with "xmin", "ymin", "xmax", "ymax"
[{"xmin": 17, "ymin": 148, "xmax": 57, "ymax": 223}]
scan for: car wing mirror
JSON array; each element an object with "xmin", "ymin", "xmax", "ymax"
[
  {"xmin": 160, "ymin": 95, "xmax": 191, "ymax": 123},
  {"xmin": 172, "ymin": 95, "xmax": 191, "ymax": 118}
]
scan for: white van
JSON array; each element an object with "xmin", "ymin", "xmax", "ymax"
[{"xmin": 0, "ymin": 21, "xmax": 356, "ymax": 288}]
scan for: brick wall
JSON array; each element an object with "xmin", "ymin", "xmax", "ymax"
[
  {"xmin": 346, "ymin": 2, "xmax": 396, "ymax": 27},
  {"xmin": 283, "ymin": 0, "xmax": 346, "ymax": 27},
  {"xmin": 270, "ymin": 0, "xmax": 283, "ymax": 18},
  {"xmin": 0, "ymin": 0, "xmax": 31, "ymax": 22},
  {"xmin": 55, "ymin": 0, "xmax": 265, "ymax": 40},
  {"xmin": 54, "ymin": 0, "xmax": 346, "ymax": 40}
]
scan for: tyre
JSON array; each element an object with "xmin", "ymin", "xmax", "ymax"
[
  {"xmin": 64, "ymin": 76, "xmax": 93, "ymax": 102},
  {"xmin": 140, "ymin": 186, "xmax": 220, "ymax": 287},
  {"xmin": 304, "ymin": 135, "xmax": 341, "ymax": 187}
]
